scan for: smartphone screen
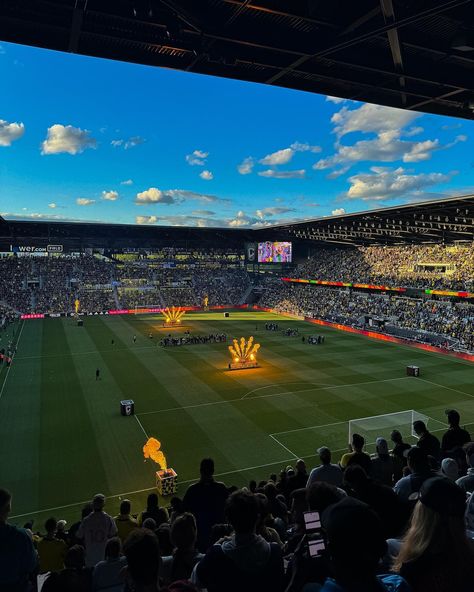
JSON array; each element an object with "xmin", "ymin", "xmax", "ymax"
[{"xmin": 303, "ymin": 511, "xmax": 326, "ymax": 557}]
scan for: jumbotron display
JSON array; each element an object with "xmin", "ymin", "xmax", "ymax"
[{"xmin": 258, "ymin": 241, "xmax": 292, "ymax": 263}]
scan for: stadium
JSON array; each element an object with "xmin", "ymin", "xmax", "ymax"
[{"xmin": 1, "ymin": 2, "xmax": 474, "ymax": 592}]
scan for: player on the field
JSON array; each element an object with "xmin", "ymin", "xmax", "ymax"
[
  {"xmin": 96, "ymin": 368, "xmax": 100, "ymax": 381},
  {"xmin": 133, "ymin": 335, "xmax": 136, "ymax": 343}
]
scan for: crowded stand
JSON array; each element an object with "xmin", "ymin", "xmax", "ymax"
[{"xmin": 3, "ymin": 410, "xmax": 474, "ymax": 592}]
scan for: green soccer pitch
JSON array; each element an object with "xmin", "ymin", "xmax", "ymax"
[{"xmin": 1, "ymin": 310, "xmax": 473, "ymax": 526}]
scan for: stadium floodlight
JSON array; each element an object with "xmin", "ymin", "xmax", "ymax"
[{"xmin": 348, "ymin": 410, "xmax": 429, "ymax": 447}]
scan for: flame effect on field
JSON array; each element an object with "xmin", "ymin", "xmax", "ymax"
[
  {"xmin": 228, "ymin": 336, "xmax": 260, "ymax": 364},
  {"xmin": 143, "ymin": 437, "xmax": 167, "ymax": 470},
  {"xmin": 162, "ymin": 306, "xmax": 185, "ymax": 324}
]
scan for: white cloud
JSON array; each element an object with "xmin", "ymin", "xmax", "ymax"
[
  {"xmin": 405, "ymin": 126, "xmax": 424, "ymax": 137},
  {"xmin": 326, "ymin": 96, "xmax": 346, "ymax": 104},
  {"xmin": 186, "ymin": 149, "xmax": 209, "ymax": 166},
  {"xmin": 200, "ymin": 170, "xmax": 214, "ymax": 180},
  {"xmin": 345, "ymin": 166, "xmax": 452, "ymax": 201},
  {"xmin": 111, "ymin": 136, "xmax": 145, "ymax": 149},
  {"xmin": 102, "ymin": 190, "xmax": 119, "ymax": 201},
  {"xmin": 120, "ymin": 179, "xmax": 133, "ymax": 185},
  {"xmin": 331, "ymin": 208, "xmax": 346, "ymax": 216},
  {"xmin": 76, "ymin": 198, "xmax": 95, "ymax": 206},
  {"xmin": 42, "ymin": 124, "xmax": 96, "ymax": 155},
  {"xmin": 191, "ymin": 209, "xmax": 216, "ymax": 216},
  {"xmin": 165, "ymin": 189, "xmax": 231, "ymax": 204},
  {"xmin": 290, "ymin": 142, "xmax": 322, "ymax": 153},
  {"xmin": 136, "ymin": 215, "xmax": 158, "ymax": 224},
  {"xmin": 260, "ymin": 147, "xmax": 294, "ymax": 165},
  {"xmin": 48, "ymin": 203, "xmax": 57, "ymax": 209},
  {"xmin": 256, "ymin": 206, "xmax": 295, "ymax": 218},
  {"xmin": 237, "ymin": 157, "xmax": 254, "ymax": 175},
  {"xmin": 402, "ymin": 139, "xmax": 439, "ymax": 162},
  {"xmin": 135, "ymin": 187, "xmax": 176, "ymax": 205},
  {"xmin": 0, "ymin": 120, "xmax": 25, "ymax": 146},
  {"xmin": 228, "ymin": 210, "xmax": 259, "ymax": 227},
  {"xmin": 258, "ymin": 169, "xmax": 306, "ymax": 179},
  {"xmin": 332, "ymin": 103, "xmax": 419, "ymax": 138}
]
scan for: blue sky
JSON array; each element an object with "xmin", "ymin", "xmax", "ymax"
[{"xmin": 1, "ymin": 40, "xmax": 473, "ymax": 228}]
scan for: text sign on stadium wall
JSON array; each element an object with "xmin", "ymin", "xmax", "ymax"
[{"xmin": 10, "ymin": 244, "xmax": 63, "ymax": 253}]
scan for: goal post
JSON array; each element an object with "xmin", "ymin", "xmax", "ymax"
[{"xmin": 348, "ymin": 410, "xmax": 429, "ymax": 447}]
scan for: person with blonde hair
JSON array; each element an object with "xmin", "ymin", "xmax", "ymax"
[{"xmin": 393, "ymin": 476, "xmax": 474, "ymax": 592}]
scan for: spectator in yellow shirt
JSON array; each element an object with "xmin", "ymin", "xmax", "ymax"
[
  {"xmin": 37, "ymin": 517, "xmax": 67, "ymax": 574},
  {"xmin": 114, "ymin": 500, "xmax": 137, "ymax": 543}
]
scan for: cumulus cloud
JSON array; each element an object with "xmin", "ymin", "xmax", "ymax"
[
  {"xmin": 136, "ymin": 215, "xmax": 158, "ymax": 224},
  {"xmin": 256, "ymin": 206, "xmax": 296, "ymax": 218},
  {"xmin": 0, "ymin": 119, "xmax": 25, "ymax": 146},
  {"xmin": 290, "ymin": 142, "xmax": 322, "ymax": 153},
  {"xmin": 331, "ymin": 208, "xmax": 346, "ymax": 216},
  {"xmin": 228, "ymin": 210, "xmax": 260, "ymax": 227},
  {"xmin": 76, "ymin": 198, "xmax": 95, "ymax": 206},
  {"xmin": 258, "ymin": 169, "xmax": 306, "ymax": 179},
  {"xmin": 186, "ymin": 149, "xmax": 208, "ymax": 166},
  {"xmin": 345, "ymin": 166, "xmax": 452, "ymax": 201},
  {"xmin": 332, "ymin": 103, "xmax": 420, "ymax": 138},
  {"xmin": 111, "ymin": 136, "xmax": 145, "ymax": 149},
  {"xmin": 237, "ymin": 157, "xmax": 254, "ymax": 175},
  {"xmin": 120, "ymin": 179, "xmax": 133, "ymax": 185},
  {"xmin": 191, "ymin": 209, "xmax": 216, "ymax": 216},
  {"xmin": 102, "ymin": 190, "xmax": 119, "ymax": 201},
  {"xmin": 48, "ymin": 203, "xmax": 57, "ymax": 209},
  {"xmin": 326, "ymin": 96, "xmax": 346, "ymax": 104},
  {"xmin": 135, "ymin": 188, "xmax": 231, "ymax": 206},
  {"xmin": 135, "ymin": 187, "xmax": 176, "ymax": 205},
  {"xmin": 200, "ymin": 170, "xmax": 214, "ymax": 180},
  {"xmin": 260, "ymin": 148, "xmax": 294, "ymax": 165},
  {"xmin": 42, "ymin": 124, "xmax": 97, "ymax": 155}
]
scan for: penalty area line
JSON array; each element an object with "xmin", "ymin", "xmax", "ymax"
[{"xmin": 135, "ymin": 415, "xmax": 149, "ymax": 439}]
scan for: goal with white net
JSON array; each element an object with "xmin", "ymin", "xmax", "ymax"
[{"xmin": 348, "ymin": 410, "xmax": 430, "ymax": 447}]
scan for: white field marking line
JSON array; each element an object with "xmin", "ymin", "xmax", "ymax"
[
  {"xmin": 11, "ymin": 447, "xmax": 350, "ymax": 520},
  {"xmin": 271, "ymin": 419, "xmax": 348, "ymax": 437},
  {"xmin": 418, "ymin": 377, "xmax": 474, "ymax": 400},
  {"xmin": 135, "ymin": 415, "xmax": 149, "ymax": 439},
  {"xmin": 269, "ymin": 434, "xmax": 299, "ymax": 459},
  {"xmin": 0, "ymin": 320, "xmax": 25, "ymax": 403},
  {"xmin": 240, "ymin": 381, "xmax": 334, "ymax": 400},
  {"xmin": 137, "ymin": 376, "xmax": 412, "ymax": 417}
]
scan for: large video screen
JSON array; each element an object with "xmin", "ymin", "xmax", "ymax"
[{"xmin": 258, "ymin": 241, "xmax": 292, "ymax": 263}]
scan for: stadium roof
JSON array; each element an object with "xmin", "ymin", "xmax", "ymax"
[
  {"xmin": 1, "ymin": 0, "xmax": 474, "ymax": 120},
  {"xmin": 1, "ymin": 195, "xmax": 473, "ymax": 248},
  {"xmin": 272, "ymin": 194, "xmax": 474, "ymax": 245}
]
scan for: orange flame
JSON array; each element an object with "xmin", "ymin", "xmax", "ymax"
[{"xmin": 143, "ymin": 437, "xmax": 167, "ymax": 470}]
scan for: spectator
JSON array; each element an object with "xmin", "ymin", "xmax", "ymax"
[
  {"xmin": 192, "ymin": 490, "xmax": 284, "ymax": 592},
  {"xmin": 319, "ymin": 497, "xmax": 410, "ymax": 591},
  {"xmin": 370, "ymin": 437, "xmax": 395, "ymax": 486},
  {"xmin": 262, "ymin": 481, "xmax": 288, "ymax": 522},
  {"xmin": 456, "ymin": 442, "xmax": 474, "ymax": 493},
  {"xmin": 114, "ymin": 499, "xmax": 137, "ymax": 543},
  {"xmin": 393, "ymin": 477, "xmax": 474, "ymax": 592},
  {"xmin": 183, "ymin": 458, "xmax": 229, "ymax": 552},
  {"xmin": 307, "ymin": 446, "xmax": 343, "ymax": 488},
  {"xmin": 42, "ymin": 544, "xmax": 92, "ymax": 592},
  {"xmin": 413, "ymin": 420, "xmax": 441, "ymax": 460},
  {"xmin": 286, "ymin": 459, "xmax": 308, "ymax": 494},
  {"xmin": 344, "ymin": 465, "xmax": 408, "ymax": 538},
  {"xmin": 390, "ymin": 430, "xmax": 411, "ymax": 464},
  {"xmin": 0, "ymin": 488, "xmax": 37, "ymax": 592},
  {"xmin": 441, "ymin": 457, "xmax": 459, "ymax": 481},
  {"xmin": 255, "ymin": 493, "xmax": 283, "ymax": 546},
  {"xmin": 123, "ymin": 529, "xmax": 161, "ymax": 592},
  {"xmin": 138, "ymin": 493, "xmax": 169, "ymax": 529},
  {"xmin": 441, "ymin": 409, "xmax": 471, "ymax": 453},
  {"xmin": 161, "ymin": 513, "xmax": 204, "ymax": 586},
  {"xmin": 77, "ymin": 493, "xmax": 117, "ymax": 568},
  {"xmin": 69, "ymin": 503, "xmax": 93, "ymax": 545},
  {"xmin": 37, "ymin": 517, "xmax": 68, "ymax": 573},
  {"xmin": 92, "ymin": 537, "xmax": 126, "ymax": 592},
  {"xmin": 339, "ymin": 433, "xmax": 372, "ymax": 474},
  {"xmin": 393, "ymin": 447, "xmax": 434, "ymax": 502}
]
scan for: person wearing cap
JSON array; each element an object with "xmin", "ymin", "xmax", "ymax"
[
  {"xmin": 393, "ymin": 447, "xmax": 434, "ymax": 502},
  {"xmin": 441, "ymin": 409, "xmax": 471, "ymax": 453},
  {"xmin": 441, "ymin": 457, "xmax": 459, "ymax": 481},
  {"xmin": 319, "ymin": 498, "xmax": 410, "ymax": 591},
  {"xmin": 77, "ymin": 494, "xmax": 117, "ymax": 568},
  {"xmin": 307, "ymin": 447, "xmax": 344, "ymax": 489},
  {"xmin": 393, "ymin": 477, "xmax": 474, "ymax": 592},
  {"xmin": 339, "ymin": 433, "xmax": 372, "ymax": 475},
  {"xmin": 370, "ymin": 437, "xmax": 395, "ymax": 486},
  {"xmin": 457, "ymin": 442, "xmax": 474, "ymax": 494},
  {"xmin": 413, "ymin": 420, "xmax": 441, "ymax": 460}
]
